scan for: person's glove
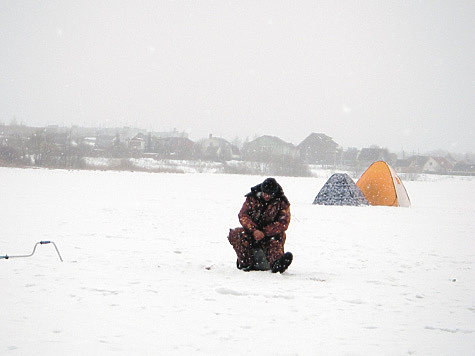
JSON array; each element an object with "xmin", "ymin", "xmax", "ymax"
[{"xmin": 253, "ymin": 230, "xmax": 265, "ymax": 241}]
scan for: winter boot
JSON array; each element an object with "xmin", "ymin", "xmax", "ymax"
[
  {"xmin": 236, "ymin": 259, "xmax": 254, "ymax": 272},
  {"xmin": 271, "ymin": 252, "xmax": 293, "ymax": 273}
]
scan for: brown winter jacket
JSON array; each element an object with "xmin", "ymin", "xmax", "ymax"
[{"xmin": 238, "ymin": 190, "xmax": 291, "ymax": 238}]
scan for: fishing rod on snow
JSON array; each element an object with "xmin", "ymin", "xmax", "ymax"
[{"xmin": 0, "ymin": 241, "xmax": 63, "ymax": 262}]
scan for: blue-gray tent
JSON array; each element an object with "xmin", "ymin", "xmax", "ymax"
[{"xmin": 313, "ymin": 173, "xmax": 369, "ymax": 206}]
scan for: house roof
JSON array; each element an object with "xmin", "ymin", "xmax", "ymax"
[
  {"xmin": 454, "ymin": 161, "xmax": 475, "ymax": 172},
  {"xmin": 247, "ymin": 135, "xmax": 296, "ymax": 149},
  {"xmin": 297, "ymin": 133, "xmax": 338, "ymax": 149},
  {"xmin": 200, "ymin": 136, "xmax": 232, "ymax": 148},
  {"xmin": 358, "ymin": 147, "xmax": 390, "ymax": 162},
  {"xmin": 156, "ymin": 136, "xmax": 194, "ymax": 144},
  {"xmin": 431, "ymin": 156, "xmax": 454, "ymax": 170},
  {"xmin": 402, "ymin": 155, "xmax": 453, "ymax": 170},
  {"xmin": 404, "ymin": 155, "xmax": 430, "ymax": 167},
  {"xmin": 130, "ymin": 133, "xmax": 146, "ymax": 141}
]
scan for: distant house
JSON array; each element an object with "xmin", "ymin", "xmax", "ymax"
[
  {"xmin": 129, "ymin": 133, "xmax": 147, "ymax": 151},
  {"xmin": 453, "ymin": 161, "xmax": 475, "ymax": 174},
  {"xmin": 196, "ymin": 134, "xmax": 239, "ymax": 161},
  {"xmin": 445, "ymin": 154, "xmax": 458, "ymax": 167},
  {"xmin": 426, "ymin": 157, "xmax": 453, "ymax": 173},
  {"xmin": 297, "ymin": 133, "xmax": 339, "ymax": 165},
  {"xmin": 357, "ymin": 147, "xmax": 396, "ymax": 166},
  {"xmin": 397, "ymin": 155, "xmax": 429, "ymax": 173},
  {"xmin": 115, "ymin": 127, "xmax": 142, "ymax": 143},
  {"xmin": 156, "ymin": 137, "xmax": 195, "ymax": 159},
  {"xmin": 341, "ymin": 147, "xmax": 359, "ymax": 167},
  {"xmin": 242, "ymin": 135, "xmax": 300, "ymax": 161},
  {"xmin": 398, "ymin": 155, "xmax": 453, "ymax": 174}
]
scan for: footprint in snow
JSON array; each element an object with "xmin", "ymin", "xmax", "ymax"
[{"xmin": 216, "ymin": 287, "xmax": 249, "ymax": 296}]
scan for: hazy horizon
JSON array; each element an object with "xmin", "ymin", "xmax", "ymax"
[{"xmin": 1, "ymin": 1, "xmax": 474, "ymax": 153}]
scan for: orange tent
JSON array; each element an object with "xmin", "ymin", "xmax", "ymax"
[{"xmin": 356, "ymin": 161, "xmax": 411, "ymax": 207}]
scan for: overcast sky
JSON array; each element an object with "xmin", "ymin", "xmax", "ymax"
[{"xmin": 1, "ymin": 1, "xmax": 474, "ymax": 153}]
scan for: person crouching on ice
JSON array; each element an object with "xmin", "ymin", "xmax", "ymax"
[{"xmin": 228, "ymin": 178, "xmax": 293, "ymax": 273}]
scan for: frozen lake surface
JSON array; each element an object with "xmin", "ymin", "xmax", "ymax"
[{"xmin": 1, "ymin": 167, "xmax": 474, "ymax": 355}]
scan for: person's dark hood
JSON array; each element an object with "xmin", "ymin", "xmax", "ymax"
[{"xmin": 246, "ymin": 178, "xmax": 289, "ymax": 204}]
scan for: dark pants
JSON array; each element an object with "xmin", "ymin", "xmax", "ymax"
[{"xmin": 228, "ymin": 227, "xmax": 286, "ymax": 269}]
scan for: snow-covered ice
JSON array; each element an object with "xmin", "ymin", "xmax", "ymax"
[{"xmin": 1, "ymin": 167, "xmax": 474, "ymax": 355}]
